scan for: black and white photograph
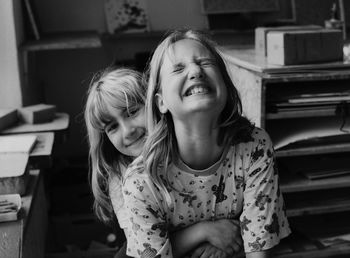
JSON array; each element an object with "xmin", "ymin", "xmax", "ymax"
[{"xmin": 1, "ymin": 0, "xmax": 350, "ymax": 257}]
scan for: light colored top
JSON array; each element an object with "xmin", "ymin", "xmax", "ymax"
[
  {"xmin": 109, "ymin": 166, "xmax": 132, "ymax": 240},
  {"xmin": 122, "ymin": 127, "xmax": 291, "ymax": 257}
]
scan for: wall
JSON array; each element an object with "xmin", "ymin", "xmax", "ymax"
[
  {"xmin": 0, "ymin": 0, "xmax": 24, "ymax": 108},
  {"xmin": 145, "ymin": 0, "xmax": 208, "ymax": 31},
  {"xmin": 32, "ymin": 0, "xmax": 208, "ymax": 33}
]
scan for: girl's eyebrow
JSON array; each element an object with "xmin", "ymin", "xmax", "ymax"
[
  {"xmin": 172, "ymin": 62, "xmax": 184, "ymax": 68},
  {"xmin": 120, "ymin": 106, "xmax": 128, "ymax": 113},
  {"xmin": 196, "ymin": 56, "xmax": 214, "ymax": 61}
]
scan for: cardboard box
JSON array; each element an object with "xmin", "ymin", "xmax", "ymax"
[
  {"xmin": 19, "ymin": 103, "xmax": 56, "ymax": 124},
  {"xmin": 255, "ymin": 25, "xmax": 323, "ymax": 56},
  {"xmin": 0, "ymin": 108, "xmax": 18, "ymax": 131},
  {"xmin": 267, "ymin": 29, "xmax": 343, "ymax": 65}
]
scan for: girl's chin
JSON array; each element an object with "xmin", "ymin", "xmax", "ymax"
[
  {"xmin": 130, "ymin": 146, "xmax": 143, "ymax": 157},
  {"xmin": 120, "ymin": 146, "xmax": 142, "ymax": 158},
  {"xmin": 133, "ymin": 149, "xmax": 143, "ymax": 157}
]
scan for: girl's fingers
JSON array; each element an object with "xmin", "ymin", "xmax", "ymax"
[
  {"xmin": 191, "ymin": 245, "xmax": 205, "ymax": 258},
  {"xmin": 224, "ymin": 245, "xmax": 234, "ymax": 256},
  {"xmin": 231, "ymin": 241, "xmax": 241, "ymax": 253},
  {"xmin": 229, "ymin": 219, "xmax": 240, "ymax": 226},
  {"xmin": 224, "ymin": 239, "xmax": 243, "ymax": 255},
  {"xmin": 236, "ymin": 236, "xmax": 243, "ymax": 247}
]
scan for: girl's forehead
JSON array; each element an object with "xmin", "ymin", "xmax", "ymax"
[
  {"xmin": 96, "ymin": 104, "xmax": 118, "ymax": 123},
  {"xmin": 165, "ymin": 39, "xmax": 213, "ymax": 61}
]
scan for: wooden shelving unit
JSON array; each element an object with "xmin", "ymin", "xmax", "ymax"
[
  {"xmin": 223, "ymin": 47, "xmax": 350, "ymax": 258},
  {"xmin": 276, "ymin": 246, "xmax": 350, "ymax": 258},
  {"xmin": 19, "ymin": 31, "xmax": 103, "ymax": 85},
  {"xmin": 0, "ymin": 170, "xmax": 47, "ymax": 258},
  {"xmin": 20, "ymin": 31, "xmax": 102, "ymax": 52},
  {"xmin": 19, "ymin": 30, "xmax": 253, "ymax": 53},
  {"xmin": 286, "ymin": 188, "xmax": 350, "ymax": 217}
]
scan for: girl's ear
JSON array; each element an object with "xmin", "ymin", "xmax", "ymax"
[{"xmin": 155, "ymin": 93, "xmax": 168, "ymax": 114}]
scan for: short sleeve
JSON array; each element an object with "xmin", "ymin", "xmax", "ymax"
[
  {"xmin": 240, "ymin": 128, "xmax": 291, "ymax": 253},
  {"xmin": 122, "ymin": 170, "xmax": 173, "ymax": 258}
]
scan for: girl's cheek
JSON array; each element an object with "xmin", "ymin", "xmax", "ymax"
[{"xmin": 137, "ymin": 113, "xmax": 146, "ymax": 124}]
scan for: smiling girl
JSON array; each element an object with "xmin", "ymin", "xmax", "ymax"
[
  {"xmin": 122, "ymin": 30, "xmax": 291, "ymax": 258},
  {"xmin": 85, "ymin": 67, "xmax": 243, "ymax": 258}
]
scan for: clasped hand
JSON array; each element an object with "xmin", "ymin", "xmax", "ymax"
[{"xmin": 191, "ymin": 219, "xmax": 243, "ymax": 258}]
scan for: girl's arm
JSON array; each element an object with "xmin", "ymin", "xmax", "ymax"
[
  {"xmin": 171, "ymin": 219, "xmax": 242, "ymax": 257},
  {"xmin": 245, "ymin": 250, "xmax": 271, "ymax": 258},
  {"xmin": 123, "ymin": 174, "xmax": 174, "ymax": 257},
  {"xmin": 190, "ymin": 243, "xmax": 229, "ymax": 258},
  {"xmin": 240, "ymin": 128, "xmax": 291, "ymax": 254},
  {"xmin": 122, "ymin": 173, "xmax": 243, "ymax": 258}
]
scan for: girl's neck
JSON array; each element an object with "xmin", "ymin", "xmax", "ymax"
[{"xmin": 173, "ymin": 119, "xmax": 224, "ymax": 170}]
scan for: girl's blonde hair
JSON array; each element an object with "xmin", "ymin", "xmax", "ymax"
[
  {"xmin": 84, "ymin": 67, "xmax": 146, "ymax": 224},
  {"xmin": 142, "ymin": 29, "xmax": 253, "ymax": 194}
]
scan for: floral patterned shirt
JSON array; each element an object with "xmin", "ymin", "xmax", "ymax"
[{"xmin": 122, "ymin": 128, "xmax": 291, "ymax": 257}]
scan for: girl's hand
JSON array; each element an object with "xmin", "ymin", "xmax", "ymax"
[
  {"xmin": 204, "ymin": 219, "xmax": 243, "ymax": 255},
  {"xmin": 190, "ymin": 243, "xmax": 229, "ymax": 258}
]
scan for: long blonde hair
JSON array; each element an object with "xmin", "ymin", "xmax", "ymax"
[
  {"xmin": 84, "ymin": 67, "xmax": 146, "ymax": 224},
  {"xmin": 142, "ymin": 29, "xmax": 253, "ymax": 194}
]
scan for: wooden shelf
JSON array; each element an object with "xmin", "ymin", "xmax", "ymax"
[
  {"xmin": 276, "ymin": 244, "xmax": 350, "ymax": 258},
  {"xmin": 276, "ymin": 141, "xmax": 350, "ymax": 157},
  {"xmin": 103, "ymin": 29, "xmax": 253, "ymax": 40},
  {"xmin": 275, "ymin": 215, "xmax": 350, "ymax": 257},
  {"xmin": 275, "ymin": 231, "xmax": 350, "ymax": 258},
  {"xmin": 19, "ymin": 30, "xmax": 252, "ymax": 52},
  {"xmin": 285, "ymin": 188, "xmax": 350, "ymax": 217},
  {"xmin": 281, "ymin": 174, "xmax": 350, "ymax": 193},
  {"xmin": 267, "ymin": 108, "xmax": 336, "ymax": 119},
  {"xmin": 0, "ymin": 112, "xmax": 69, "ymax": 134},
  {"xmin": 287, "ymin": 200, "xmax": 350, "ymax": 218},
  {"xmin": 46, "ymin": 248, "xmax": 118, "ymax": 258},
  {"xmin": 20, "ymin": 31, "xmax": 102, "ymax": 51},
  {"xmin": 102, "ymin": 31, "xmax": 164, "ymax": 40},
  {"xmin": 280, "ymin": 154, "xmax": 350, "ymax": 193},
  {"xmin": 287, "ymin": 199, "xmax": 350, "ymax": 217},
  {"xmin": 221, "ymin": 47, "xmax": 350, "ymax": 75}
]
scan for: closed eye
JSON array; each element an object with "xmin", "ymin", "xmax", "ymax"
[
  {"xmin": 105, "ymin": 122, "xmax": 118, "ymax": 133},
  {"xmin": 172, "ymin": 64, "xmax": 185, "ymax": 73},
  {"xmin": 126, "ymin": 106, "xmax": 141, "ymax": 117},
  {"xmin": 199, "ymin": 58, "xmax": 215, "ymax": 66}
]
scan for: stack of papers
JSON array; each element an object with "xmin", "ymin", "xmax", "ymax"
[
  {"xmin": 0, "ymin": 194, "xmax": 21, "ymax": 222},
  {"xmin": 0, "ymin": 134, "xmax": 37, "ymax": 196},
  {"xmin": 0, "ymin": 135, "xmax": 37, "ymax": 178}
]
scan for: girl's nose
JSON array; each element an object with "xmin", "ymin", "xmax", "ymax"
[
  {"xmin": 188, "ymin": 63, "xmax": 204, "ymax": 80},
  {"xmin": 121, "ymin": 121, "xmax": 136, "ymax": 138}
]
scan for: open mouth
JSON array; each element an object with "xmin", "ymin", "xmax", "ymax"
[{"xmin": 184, "ymin": 85, "xmax": 211, "ymax": 97}]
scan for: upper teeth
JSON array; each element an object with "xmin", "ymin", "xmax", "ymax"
[{"xmin": 186, "ymin": 86, "xmax": 208, "ymax": 96}]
